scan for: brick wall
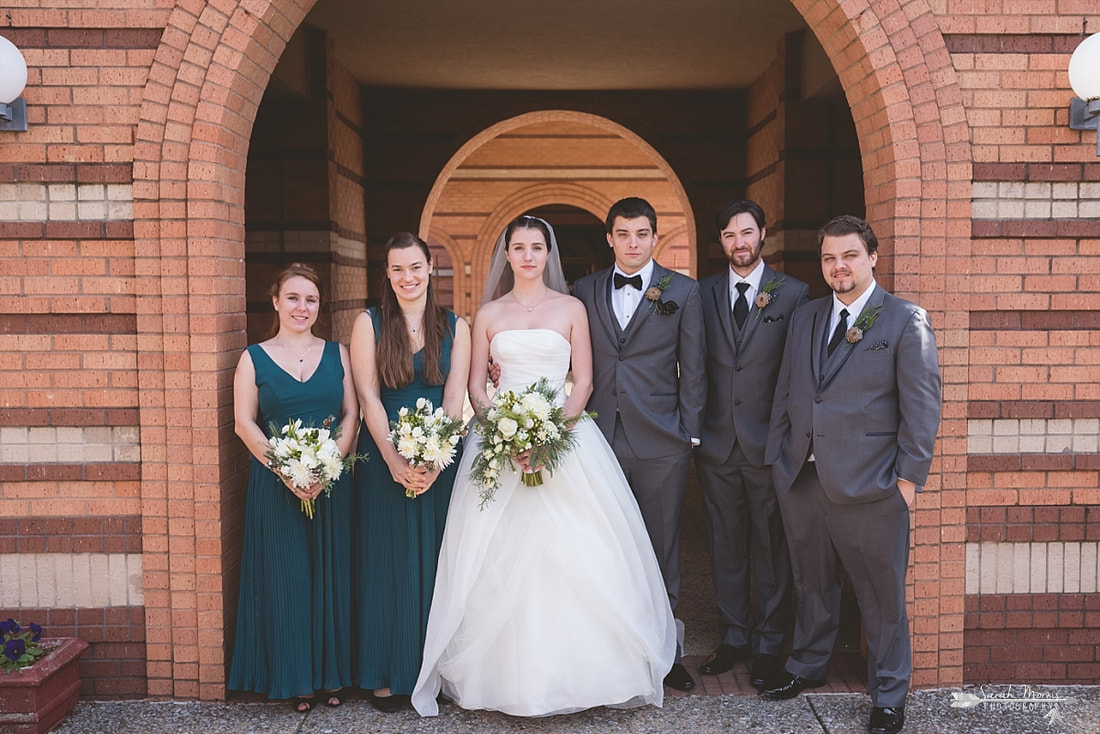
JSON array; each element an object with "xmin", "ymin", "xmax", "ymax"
[
  {"xmin": 244, "ymin": 27, "xmax": 368, "ymax": 345},
  {"xmin": 964, "ymin": 507, "xmax": 1100, "ymax": 683},
  {"xmin": 2, "ymin": 0, "xmax": 1099, "ymax": 699},
  {"xmin": 0, "ymin": 18, "xmax": 151, "ymax": 699},
  {"xmin": 0, "ymin": 516, "xmax": 145, "ymax": 697},
  {"xmin": 942, "ymin": 15, "xmax": 1100, "ymax": 684}
]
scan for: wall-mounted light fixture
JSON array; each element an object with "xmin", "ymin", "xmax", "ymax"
[
  {"xmin": 1069, "ymin": 32, "xmax": 1100, "ymax": 156},
  {"xmin": 0, "ymin": 35, "xmax": 28, "ymax": 132}
]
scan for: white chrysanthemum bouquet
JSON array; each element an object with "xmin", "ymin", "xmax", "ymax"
[
  {"xmin": 388, "ymin": 397, "xmax": 464, "ymax": 498},
  {"xmin": 470, "ymin": 378, "xmax": 593, "ymax": 508},
  {"xmin": 265, "ymin": 415, "xmax": 366, "ymax": 519}
]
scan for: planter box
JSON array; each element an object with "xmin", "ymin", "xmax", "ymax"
[{"xmin": 0, "ymin": 637, "xmax": 88, "ymax": 734}]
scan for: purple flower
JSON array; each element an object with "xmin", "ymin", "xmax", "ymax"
[
  {"xmin": 28, "ymin": 622, "xmax": 42, "ymax": 643},
  {"xmin": 0, "ymin": 618, "xmax": 19, "ymax": 636},
  {"xmin": 3, "ymin": 638, "xmax": 25, "ymax": 662}
]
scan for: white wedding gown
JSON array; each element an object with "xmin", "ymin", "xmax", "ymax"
[{"xmin": 411, "ymin": 329, "xmax": 676, "ymax": 717}]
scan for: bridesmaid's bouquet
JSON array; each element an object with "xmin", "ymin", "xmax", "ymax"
[
  {"xmin": 388, "ymin": 397, "xmax": 464, "ymax": 498},
  {"xmin": 265, "ymin": 415, "xmax": 365, "ymax": 519},
  {"xmin": 470, "ymin": 378, "xmax": 592, "ymax": 508}
]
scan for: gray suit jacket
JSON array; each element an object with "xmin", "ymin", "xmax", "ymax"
[
  {"xmin": 697, "ymin": 265, "xmax": 810, "ymax": 466},
  {"xmin": 574, "ymin": 263, "xmax": 706, "ymax": 459},
  {"xmin": 765, "ymin": 284, "xmax": 941, "ymax": 503}
]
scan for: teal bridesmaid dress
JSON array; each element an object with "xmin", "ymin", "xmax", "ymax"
[
  {"xmin": 228, "ymin": 341, "xmax": 353, "ymax": 699},
  {"xmin": 353, "ymin": 308, "xmax": 460, "ymax": 695}
]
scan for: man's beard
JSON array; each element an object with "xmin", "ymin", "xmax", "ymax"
[
  {"xmin": 828, "ymin": 275, "xmax": 855, "ymax": 294},
  {"xmin": 727, "ymin": 247, "xmax": 761, "ymax": 269}
]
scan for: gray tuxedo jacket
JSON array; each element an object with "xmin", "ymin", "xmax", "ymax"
[
  {"xmin": 697, "ymin": 265, "xmax": 810, "ymax": 467},
  {"xmin": 765, "ymin": 284, "xmax": 941, "ymax": 504},
  {"xmin": 574, "ymin": 263, "xmax": 706, "ymax": 460}
]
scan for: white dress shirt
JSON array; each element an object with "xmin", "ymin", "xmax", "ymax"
[
  {"xmin": 729, "ymin": 259, "xmax": 766, "ymax": 312},
  {"xmin": 829, "ymin": 280, "xmax": 878, "ymax": 339},
  {"xmin": 612, "ymin": 259, "xmax": 655, "ymax": 330}
]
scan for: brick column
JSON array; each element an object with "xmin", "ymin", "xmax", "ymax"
[{"xmin": 134, "ymin": 0, "xmax": 315, "ymax": 701}]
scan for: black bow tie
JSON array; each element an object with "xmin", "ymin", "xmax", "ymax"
[{"xmin": 614, "ymin": 273, "xmax": 643, "ymax": 290}]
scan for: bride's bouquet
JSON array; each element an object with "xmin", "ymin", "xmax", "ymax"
[
  {"xmin": 469, "ymin": 378, "xmax": 593, "ymax": 508},
  {"xmin": 389, "ymin": 397, "xmax": 465, "ymax": 498},
  {"xmin": 265, "ymin": 415, "xmax": 366, "ymax": 519}
]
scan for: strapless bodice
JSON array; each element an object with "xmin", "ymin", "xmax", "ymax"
[{"xmin": 489, "ymin": 329, "xmax": 571, "ymax": 400}]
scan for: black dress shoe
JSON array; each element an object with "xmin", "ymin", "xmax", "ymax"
[
  {"xmin": 663, "ymin": 662, "xmax": 696, "ymax": 691},
  {"xmin": 699, "ymin": 644, "xmax": 750, "ymax": 675},
  {"xmin": 367, "ymin": 691, "xmax": 405, "ymax": 713},
  {"xmin": 868, "ymin": 706, "xmax": 905, "ymax": 734},
  {"xmin": 759, "ymin": 671, "xmax": 827, "ymax": 700},
  {"xmin": 749, "ymin": 654, "xmax": 782, "ymax": 688}
]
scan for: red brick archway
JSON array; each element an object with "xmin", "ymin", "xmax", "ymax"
[{"xmin": 133, "ymin": 0, "xmax": 968, "ymax": 698}]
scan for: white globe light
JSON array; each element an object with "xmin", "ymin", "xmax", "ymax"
[
  {"xmin": 1069, "ymin": 33, "xmax": 1100, "ymax": 101},
  {"xmin": 0, "ymin": 35, "xmax": 27, "ymax": 105}
]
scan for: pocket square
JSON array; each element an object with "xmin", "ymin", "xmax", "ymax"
[
  {"xmin": 866, "ymin": 340, "xmax": 888, "ymax": 351},
  {"xmin": 762, "ymin": 314, "xmax": 785, "ymax": 323}
]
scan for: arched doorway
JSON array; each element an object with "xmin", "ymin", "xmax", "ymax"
[
  {"xmin": 132, "ymin": 0, "xmax": 967, "ymax": 699},
  {"xmin": 419, "ymin": 110, "xmax": 697, "ymax": 319}
]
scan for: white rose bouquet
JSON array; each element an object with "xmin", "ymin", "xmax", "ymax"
[
  {"xmin": 388, "ymin": 397, "xmax": 465, "ymax": 498},
  {"xmin": 469, "ymin": 377, "xmax": 593, "ymax": 509},
  {"xmin": 265, "ymin": 415, "xmax": 366, "ymax": 519}
]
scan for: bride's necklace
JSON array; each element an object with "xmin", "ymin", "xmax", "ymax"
[{"xmin": 514, "ymin": 287, "xmax": 549, "ymax": 312}]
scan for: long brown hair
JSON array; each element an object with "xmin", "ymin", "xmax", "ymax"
[
  {"xmin": 377, "ymin": 232, "xmax": 450, "ymax": 388},
  {"xmin": 266, "ymin": 263, "xmax": 323, "ymax": 339}
]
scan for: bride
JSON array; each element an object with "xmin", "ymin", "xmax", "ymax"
[{"xmin": 410, "ymin": 215, "xmax": 676, "ymax": 717}]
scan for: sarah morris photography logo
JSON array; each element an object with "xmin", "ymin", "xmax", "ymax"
[{"xmin": 949, "ymin": 685, "xmax": 1077, "ymax": 726}]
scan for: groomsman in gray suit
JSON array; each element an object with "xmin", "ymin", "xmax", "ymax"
[
  {"xmin": 763, "ymin": 215, "xmax": 941, "ymax": 734},
  {"xmin": 695, "ymin": 201, "xmax": 809, "ymax": 687},
  {"xmin": 573, "ymin": 197, "xmax": 706, "ymax": 692}
]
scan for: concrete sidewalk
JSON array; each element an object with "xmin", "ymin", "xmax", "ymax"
[{"xmin": 53, "ymin": 686, "xmax": 1099, "ymax": 734}]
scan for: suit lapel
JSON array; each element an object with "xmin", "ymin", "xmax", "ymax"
[
  {"xmin": 809, "ymin": 300, "xmax": 827, "ymax": 386},
  {"xmin": 711, "ymin": 271, "xmax": 737, "ymax": 352},
  {"xmin": 818, "ymin": 286, "xmax": 887, "ymax": 391},
  {"xmin": 592, "ymin": 269, "xmax": 620, "ymax": 344}
]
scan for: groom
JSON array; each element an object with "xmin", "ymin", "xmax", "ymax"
[{"xmin": 573, "ymin": 197, "xmax": 706, "ymax": 691}]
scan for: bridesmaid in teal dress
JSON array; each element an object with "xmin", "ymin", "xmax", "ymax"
[
  {"xmin": 228, "ymin": 263, "xmax": 360, "ymax": 712},
  {"xmin": 350, "ymin": 232, "xmax": 471, "ymax": 712}
]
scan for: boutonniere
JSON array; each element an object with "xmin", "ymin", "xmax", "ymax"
[
  {"xmin": 845, "ymin": 305, "xmax": 883, "ymax": 344},
  {"xmin": 753, "ymin": 276, "xmax": 784, "ymax": 319},
  {"xmin": 645, "ymin": 275, "xmax": 678, "ymax": 315}
]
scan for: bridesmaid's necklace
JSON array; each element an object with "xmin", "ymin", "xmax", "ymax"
[
  {"xmin": 403, "ymin": 311, "xmax": 424, "ymax": 334},
  {"xmin": 278, "ymin": 338, "xmax": 313, "ymax": 365},
  {"xmin": 276, "ymin": 337, "xmax": 313, "ymax": 380},
  {"xmin": 514, "ymin": 287, "xmax": 549, "ymax": 312}
]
